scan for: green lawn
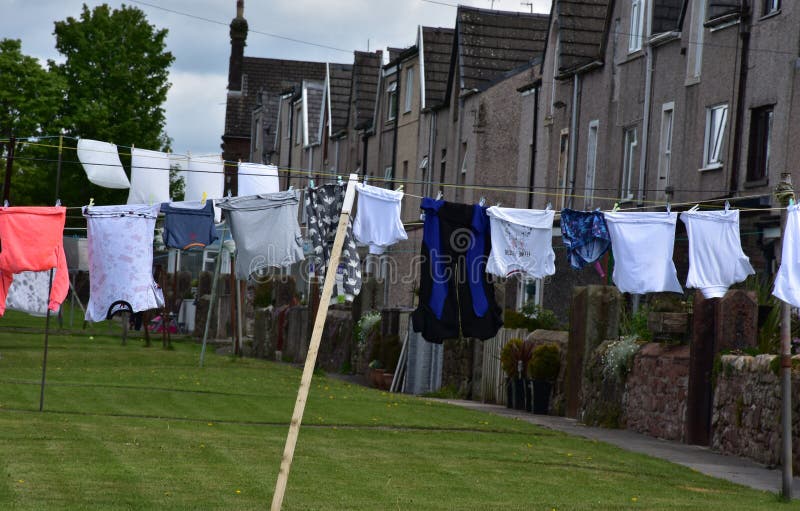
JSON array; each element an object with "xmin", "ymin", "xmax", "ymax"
[{"xmin": 0, "ymin": 311, "xmax": 795, "ymax": 510}]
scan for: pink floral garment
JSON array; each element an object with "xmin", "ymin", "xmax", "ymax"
[{"xmin": 83, "ymin": 204, "xmax": 164, "ymax": 322}]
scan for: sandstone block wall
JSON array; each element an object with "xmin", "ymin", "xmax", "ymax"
[
  {"xmin": 712, "ymin": 354, "xmax": 800, "ymax": 471},
  {"xmin": 623, "ymin": 343, "xmax": 689, "ymax": 442}
]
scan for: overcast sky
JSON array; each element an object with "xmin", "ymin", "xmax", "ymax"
[{"xmin": 2, "ymin": 0, "xmax": 551, "ymax": 155}]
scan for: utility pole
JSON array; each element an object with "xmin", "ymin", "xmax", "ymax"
[
  {"xmin": 3, "ymin": 136, "xmax": 15, "ymax": 204},
  {"xmin": 775, "ymin": 172, "xmax": 794, "ymax": 501},
  {"xmin": 521, "ymin": 1, "xmax": 533, "ymax": 12}
]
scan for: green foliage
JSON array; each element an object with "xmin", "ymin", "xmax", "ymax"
[
  {"xmin": 422, "ymin": 384, "xmax": 461, "ymax": 399},
  {"xmin": 602, "ymin": 335, "xmax": 642, "ymax": 380},
  {"xmin": 619, "ymin": 304, "xmax": 653, "ymax": 342},
  {"xmin": 500, "ymin": 338, "xmax": 534, "ymax": 378},
  {"xmin": 742, "ymin": 274, "xmax": 780, "ymax": 353},
  {"xmin": 503, "ymin": 304, "xmax": 562, "ymax": 332},
  {"xmin": 355, "ymin": 311, "xmax": 381, "ymax": 351},
  {"xmin": 252, "ymin": 281, "xmax": 273, "ymax": 308},
  {"xmin": 528, "ymin": 343, "xmax": 561, "ymax": 381},
  {"xmin": 0, "ymin": 39, "xmax": 63, "ymax": 139}
]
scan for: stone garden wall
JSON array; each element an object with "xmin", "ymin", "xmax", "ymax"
[
  {"xmin": 623, "ymin": 343, "xmax": 689, "ymax": 442},
  {"xmin": 712, "ymin": 354, "xmax": 800, "ymax": 472}
]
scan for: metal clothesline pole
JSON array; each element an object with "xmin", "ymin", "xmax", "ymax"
[
  {"xmin": 38, "ymin": 268, "xmax": 55, "ymax": 412},
  {"xmin": 271, "ymin": 173, "xmax": 358, "ymax": 511}
]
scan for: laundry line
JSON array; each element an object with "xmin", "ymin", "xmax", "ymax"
[
  {"xmin": 3, "ymin": 138, "xmax": 789, "ymax": 215},
  {"xmin": 2, "ymin": 137, "xmax": 765, "ymax": 195},
  {"xmin": 8, "ymin": 152, "xmax": 783, "ymax": 215}
]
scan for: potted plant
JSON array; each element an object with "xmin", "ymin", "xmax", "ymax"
[
  {"xmin": 500, "ymin": 339, "xmax": 534, "ymax": 410},
  {"xmin": 527, "ymin": 343, "xmax": 561, "ymax": 415}
]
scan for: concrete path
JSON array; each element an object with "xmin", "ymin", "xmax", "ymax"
[{"xmin": 442, "ymin": 399, "xmax": 800, "ymax": 496}]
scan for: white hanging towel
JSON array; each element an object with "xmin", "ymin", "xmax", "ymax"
[
  {"xmin": 76, "ymin": 139, "xmax": 131, "ymax": 189},
  {"xmin": 5, "ymin": 270, "xmax": 58, "ymax": 317},
  {"xmin": 127, "ymin": 148, "xmax": 171, "ymax": 205},
  {"xmin": 773, "ymin": 204, "xmax": 800, "ymax": 307},
  {"xmin": 486, "ymin": 207, "xmax": 555, "ymax": 279},
  {"xmin": 238, "ymin": 162, "xmax": 279, "ymax": 196},
  {"xmin": 185, "ymin": 155, "xmax": 224, "ymax": 222},
  {"xmin": 353, "ymin": 183, "xmax": 407, "ymax": 254},
  {"xmin": 604, "ymin": 211, "xmax": 683, "ymax": 294},
  {"xmin": 681, "ymin": 209, "xmax": 754, "ymax": 298}
]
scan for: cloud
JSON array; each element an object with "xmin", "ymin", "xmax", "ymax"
[{"xmin": 164, "ymin": 71, "xmax": 227, "ymax": 155}]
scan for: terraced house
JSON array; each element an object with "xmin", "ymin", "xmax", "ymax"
[{"xmin": 222, "ymin": 1, "xmax": 800, "ymax": 319}]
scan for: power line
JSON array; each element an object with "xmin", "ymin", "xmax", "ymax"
[{"xmin": 128, "ymin": 0, "xmax": 351, "ymax": 54}]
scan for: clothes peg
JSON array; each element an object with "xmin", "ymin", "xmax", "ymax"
[
  {"xmin": 396, "ymin": 185, "xmax": 404, "ymax": 192},
  {"xmin": 88, "ymin": 198, "xmax": 95, "ymax": 207},
  {"xmin": 545, "ymin": 202, "xmax": 552, "ymax": 211},
  {"xmin": 666, "ymin": 202, "xmax": 671, "ymax": 213},
  {"xmin": 689, "ymin": 204, "xmax": 700, "ymax": 212},
  {"xmin": 288, "ymin": 185, "xmax": 294, "ymax": 191},
  {"xmin": 495, "ymin": 202, "xmax": 502, "ymax": 207},
  {"xmin": 2, "ymin": 200, "xmax": 8, "ymax": 208},
  {"xmin": 479, "ymin": 196, "xmax": 486, "ymax": 207},
  {"xmin": 310, "ymin": 179, "xmax": 315, "ymax": 188},
  {"xmin": 55, "ymin": 199, "xmax": 61, "ymax": 207},
  {"xmin": 724, "ymin": 200, "xmax": 731, "ymax": 211},
  {"xmin": 612, "ymin": 202, "xmax": 619, "ymax": 212},
  {"xmin": 337, "ymin": 175, "xmax": 343, "ymax": 186},
  {"xmin": 436, "ymin": 190, "xmax": 443, "ymax": 201},
  {"xmin": 201, "ymin": 192, "xmax": 207, "ymax": 206},
  {"xmin": 791, "ymin": 197, "xmax": 796, "ymax": 207}
]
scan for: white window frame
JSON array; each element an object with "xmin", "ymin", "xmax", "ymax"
[
  {"xmin": 657, "ymin": 102, "xmax": 674, "ymax": 196},
  {"xmin": 384, "ymin": 165, "xmax": 393, "ymax": 182},
  {"xmin": 584, "ymin": 120, "xmax": 599, "ymax": 209},
  {"xmin": 386, "ymin": 82, "xmax": 398, "ymax": 122},
  {"xmin": 404, "ymin": 67, "xmax": 414, "ymax": 113},
  {"xmin": 629, "ymin": 0, "xmax": 645, "ymax": 53},
  {"xmin": 295, "ymin": 106, "xmax": 303, "ymax": 145},
  {"xmin": 703, "ymin": 104, "xmax": 728, "ymax": 169},
  {"xmin": 622, "ymin": 127, "xmax": 637, "ymax": 201},
  {"xmin": 764, "ymin": 0, "xmax": 780, "ymax": 16},
  {"xmin": 516, "ymin": 276, "xmax": 542, "ymax": 310},
  {"xmin": 461, "ymin": 143, "xmax": 468, "ymax": 175}
]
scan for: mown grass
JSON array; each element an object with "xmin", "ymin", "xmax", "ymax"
[{"xmin": 0, "ymin": 310, "xmax": 795, "ymax": 510}]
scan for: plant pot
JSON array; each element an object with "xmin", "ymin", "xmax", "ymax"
[
  {"xmin": 532, "ymin": 379, "xmax": 552, "ymax": 415},
  {"xmin": 369, "ymin": 368, "xmax": 385, "ymax": 388},
  {"xmin": 512, "ymin": 378, "xmax": 526, "ymax": 410},
  {"xmin": 382, "ymin": 372, "xmax": 394, "ymax": 390},
  {"xmin": 524, "ymin": 379, "xmax": 533, "ymax": 412}
]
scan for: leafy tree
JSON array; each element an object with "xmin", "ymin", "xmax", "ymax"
[
  {"xmin": 0, "ymin": 39, "xmax": 64, "ymax": 205},
  {"xmin": 0, "ymin": 39, "xmax": 63, "ymax": 139},
  {"xmin": 51, "ymin": 3, "xmax": 175, "ymax": 206}
]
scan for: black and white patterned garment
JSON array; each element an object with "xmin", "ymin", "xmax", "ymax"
[
  {"xmin": 5, "ymin": 270, "xmax": 58, "ymax": 317},
  {"xmin": 305, "ymin": 183, "xmax": 362, "ymax": 300}
]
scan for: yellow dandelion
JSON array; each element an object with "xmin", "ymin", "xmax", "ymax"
[
  {"xmin": 207, "ymin": 422, "xmax": 213, "ymax": 426},
  {"xmin": 235, "ymin": 489, "xmax": 241, "ymax": 494},
  {"xmin": 631, "ymin": 497, "xmax": 638, "ymax": 503},
  {"xmin": 17, "ymin": 479, "xmax": 24, "ymax": 484}
]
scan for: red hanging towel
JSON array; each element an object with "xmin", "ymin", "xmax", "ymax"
[{"xmin": 0, "ymin": 207, "xmax": 69, "ymax": 315}]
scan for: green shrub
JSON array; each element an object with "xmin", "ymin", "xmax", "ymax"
[
  {"xmin": 619, "ymin": 305, "xmax": 652, "ymax": 342},
  {"xmin": 503, "ymin": 304, "xmax": 562, "ymax": 332},
  {"xmin": 528, "ymin": 343, "xmax": 561, "ymax": 381}
]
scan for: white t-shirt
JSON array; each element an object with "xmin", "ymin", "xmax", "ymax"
[
  {"xmin": 604, "ymin": 211, "xmax": 683, "ymax": 294},
  {"xmin": 681, "ymin": 209, "xmax": 754, "ymax": 298},
  {"xmin": 486, "ymin": 207, "xmax": 555, "ymax": 279},
  {"xmin": 774, "ymin": 205, "xmax": 800, "ymax": 307},
  {"xmin": 353, "ymin": 183, "xmax": 407, "ymax": 254}
]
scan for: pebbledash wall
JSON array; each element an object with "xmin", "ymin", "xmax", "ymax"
[{"xmin": 713, "ymin": 354, "xmax": 800, "ymax": 472}]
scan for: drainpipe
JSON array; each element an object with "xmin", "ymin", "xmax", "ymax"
[
  {"xmin": 390, "ymin": 64, "xmax": 402, "ymax": 188},
  {"xmin": 637, "ymin": 4, "xmax": 654, "ymax": 206},
  {"xmin": 362, "ymin": 132, "xmax": 369, "ymax": 177},
  {"xmin": 567, "ymin": 75, "xmax": 580, "ymax": 209},
  {"xmin": 729, "ymin": 2, "xmax": 751, "ymax": 194},
  {"xmin": 528, "ymin": 86, "xmax": 539, "ymax": 209}
]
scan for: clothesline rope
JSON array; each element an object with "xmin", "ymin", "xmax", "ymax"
[{"xmin": 1, "ymin": 138, "xmax": 786, "ymax": 214}]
